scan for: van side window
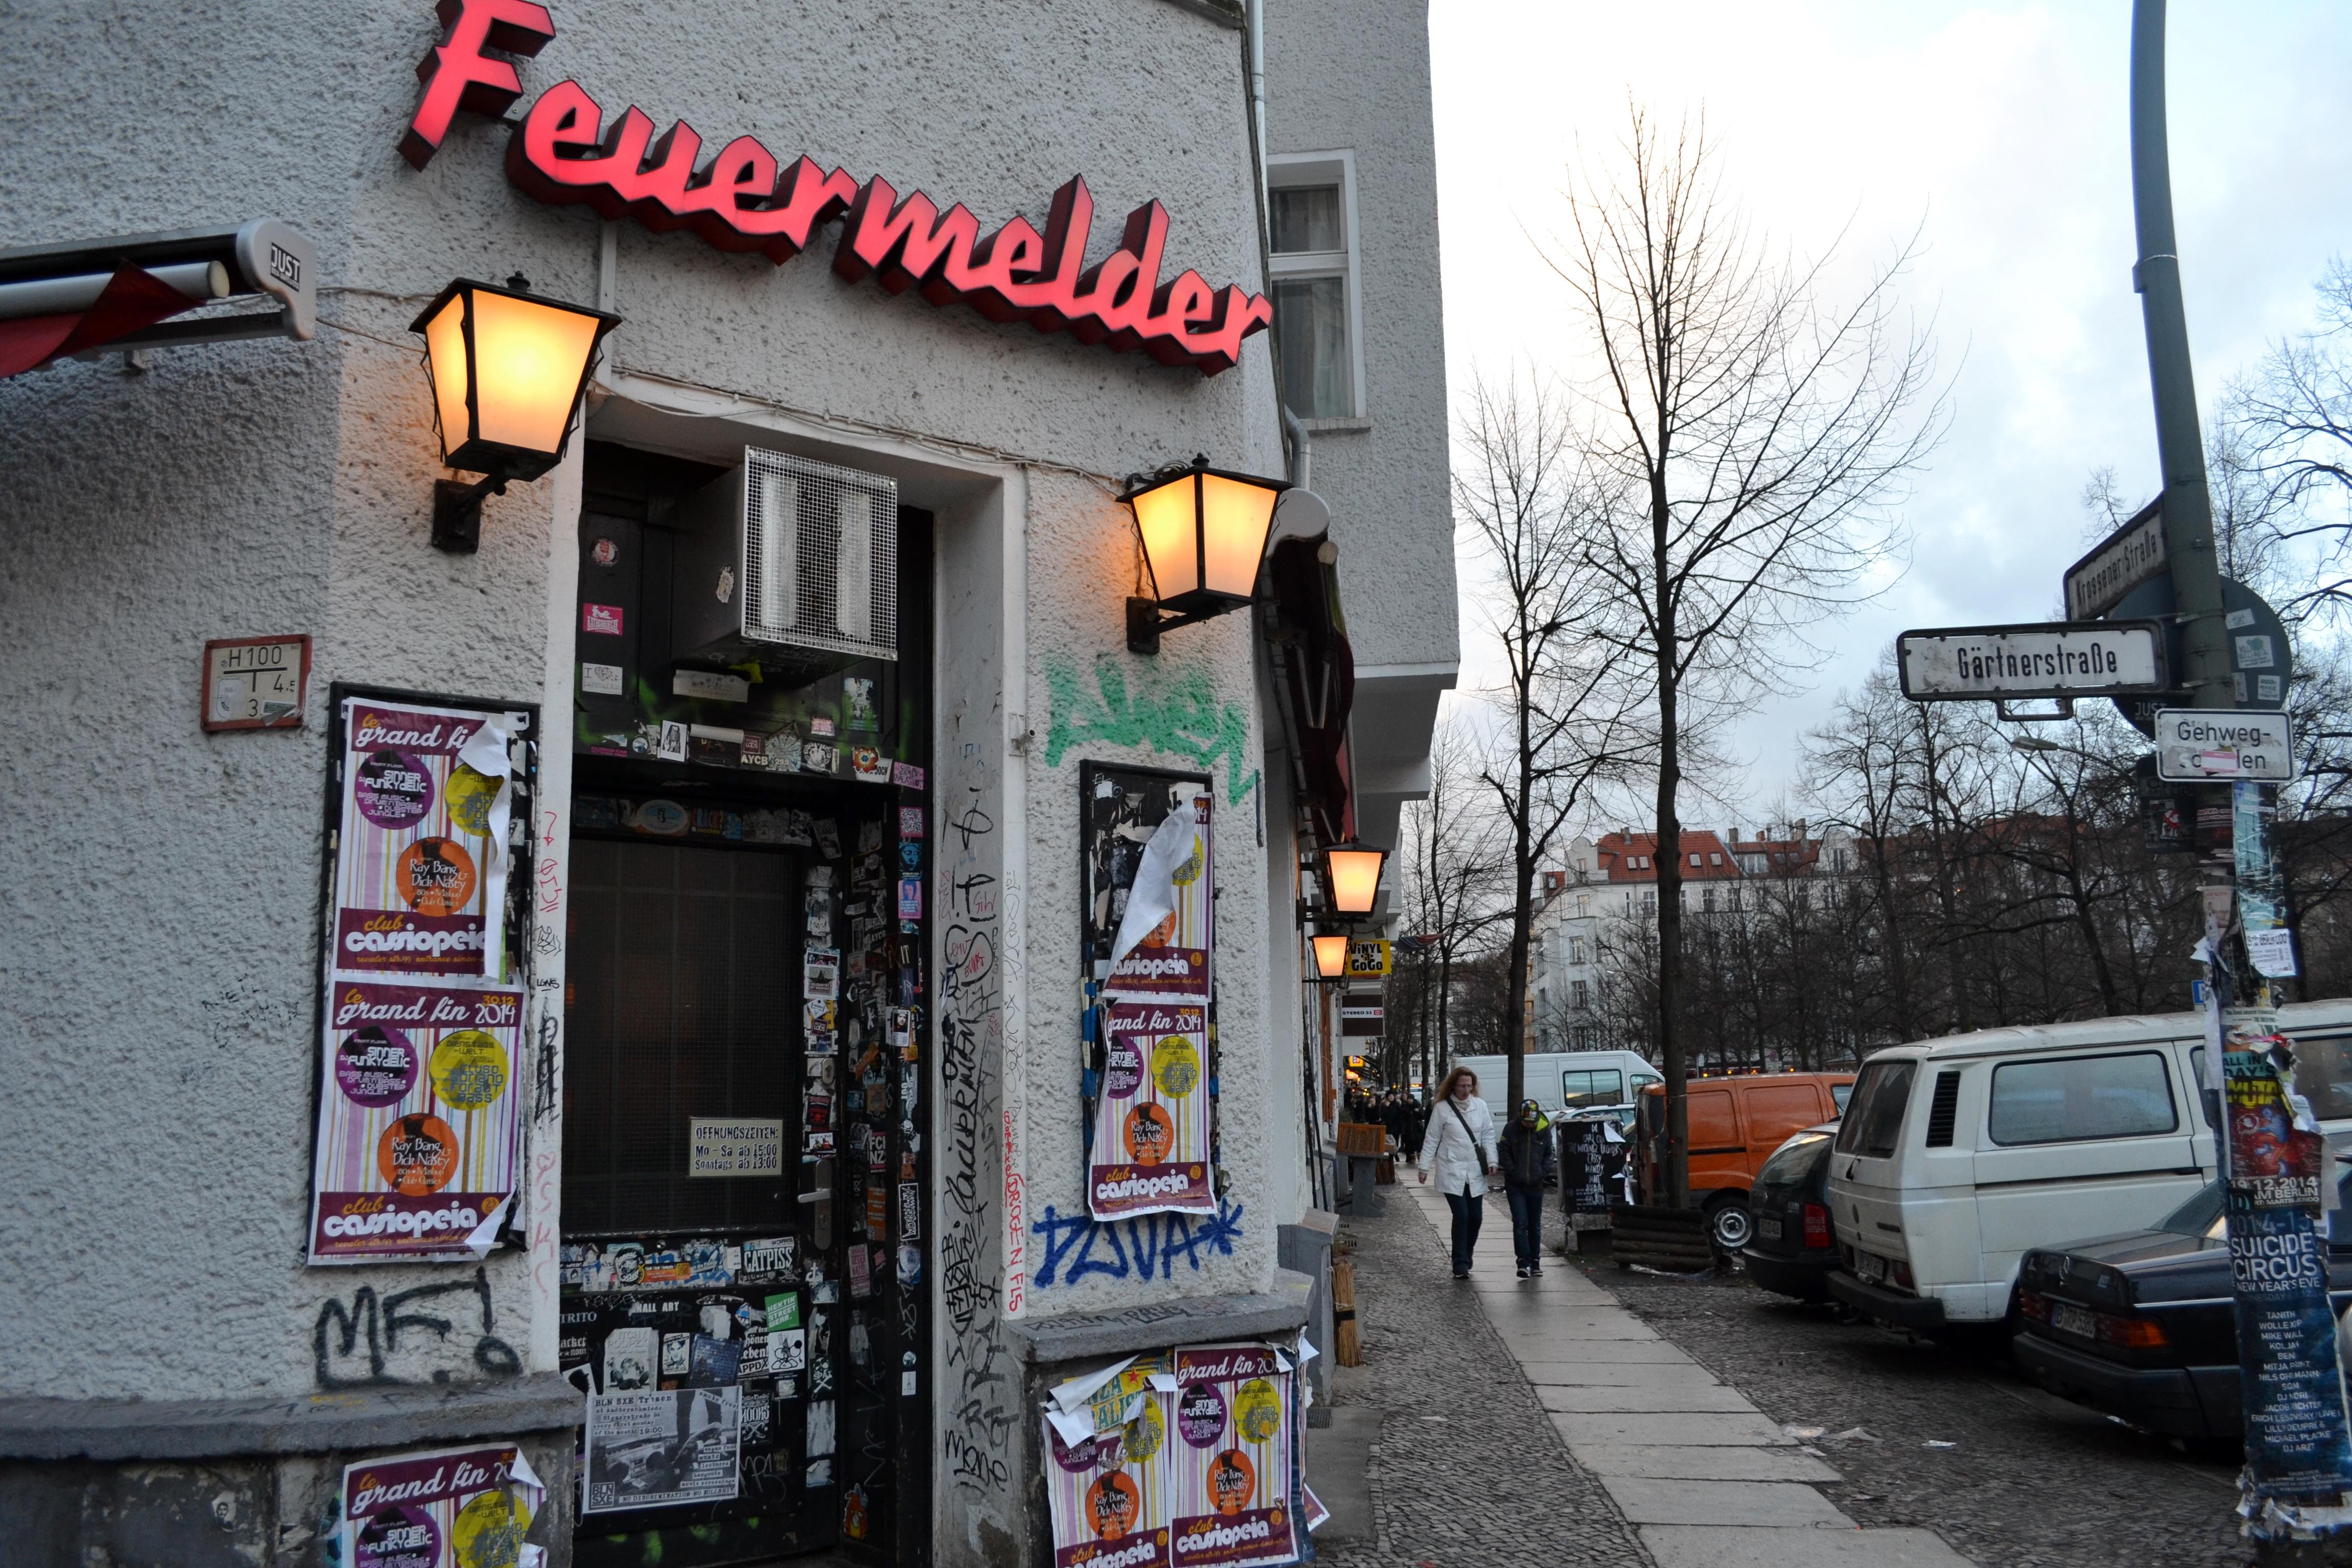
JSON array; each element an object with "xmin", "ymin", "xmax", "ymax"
[
  {"xmin": 1830, "ymin": 1083, "xmax": 1853, "ymax": 1114},
  {"xmin": 1561, "ymin": 1069, "xmax": 1624, "ymax": 1109},
  {"xmin": 2289, "ymin": 1035, "xmax": 2352, "ymax": 1122},
  {"xmin": 1988, "ymin": 1052, "xmax": 2179, "ymax": 1146},
  {"xmin": 1833, "ymin": 1061, "xmax": 1916, "ymax": 1157}
]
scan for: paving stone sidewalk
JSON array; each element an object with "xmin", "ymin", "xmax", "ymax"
[{"xmin": 1311, "ymin": 1185, "xmax": 1648, "ymax": 1568}]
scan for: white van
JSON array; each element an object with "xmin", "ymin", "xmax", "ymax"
[
  {"xmin": 1448, "ymin": 1050, "xmax": 1662, "ymax": 1123},
  {"xmin": 1825, "ymin": 999, "xmax": 2352, "ymax": 1331}
]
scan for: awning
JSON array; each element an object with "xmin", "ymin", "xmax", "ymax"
[
  {"xmin": 0, "ymin": 218, "xmax": 316, "ymax": 378},
  {"xmin": 1268, "ymin": 535, "xmax": 1356, "ymax": 845}
]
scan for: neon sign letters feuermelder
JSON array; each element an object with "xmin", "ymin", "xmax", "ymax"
[{"xmin": 400, "ymin": 0, "xmax": 1272, "ymax": 375}]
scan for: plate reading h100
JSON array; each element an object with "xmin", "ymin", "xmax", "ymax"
[
  {"xmin": 1897, "ymin": 621, "xmax": 2169, "ymax": 701},
  {"xmin": 202, "ymin": 634, "xmax": 311, "ymax": 731},
  {"xmin": 2152, "ymin": 708, "xmax": 2294, "ymax": 782}
]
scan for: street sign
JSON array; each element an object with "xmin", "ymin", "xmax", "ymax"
[
  {"xmin": 1897, "ymin": 620, "xmax": 2170, "ymax": 701},
  {"xmin": 2105, "ymin": 575, "xmax": 2291, "ymax": 736},
  {"xmin": 2063, "ymin": 497, "xmax": 2165, "ymax": 620},
  {"xmin": 2151, "ymin": 708, "xmax": 2294, "ymax": 782}
]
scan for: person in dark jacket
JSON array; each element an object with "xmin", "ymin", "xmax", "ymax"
[{"xmin": 1498, "ymin": 1099, "xmax": 1556, "ymax": 1278}]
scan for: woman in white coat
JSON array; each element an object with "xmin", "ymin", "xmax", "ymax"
[{"xmin": 1418, "ymin": 1065, "xmax": 1499, "ymax": 1279}]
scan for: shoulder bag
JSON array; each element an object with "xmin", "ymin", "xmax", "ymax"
[{"xmin": 1446, "ymin": 1098, "xmax": 1490, "ymax": 1175}]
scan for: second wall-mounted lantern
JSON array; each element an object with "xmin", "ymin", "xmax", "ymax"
[
  {"xmin": 1122, "ymin": 454, "xmax": 1289, "ymax": 655},
  {"xmin": 1322, "ymin": 841, "xmax": 1388, "ymax": 917},
  {"xmin": 1310, "ymin": 932, "xmax": 1350, "ymax": 982},
  {"xmin": 411, "ymin": 274, "xmax": 619, "ymax": 553}
]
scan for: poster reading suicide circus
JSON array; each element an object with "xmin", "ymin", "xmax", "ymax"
[
  {"xmin": 308, "ymin": 977, "xmax": 525, "ymax": 1263},
  {"xmin": 333, "ymin": 698, "xmax": 517, "ymax": 980},
  {"xmin": 1088, "ymin": 999, "xmax": 1214, "ymax": 1221}
]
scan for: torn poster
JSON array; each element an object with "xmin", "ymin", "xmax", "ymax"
[
  {"xmin": 1043, "ymin": 1395, "xmax": 1174, "ymax": 1568},
  {"xmin": 1168, "ymin": 1343, "xmax": 1300, "ymax": 1568},
  {"xmin": 340, "ymin": 1441, "xmax": 546, "ymax": 1568},
  {"xmin": 583, "ymin": 1386, "xmax": 742, "ymax": 1514},
  {"xmin": 331, "ymin": 697, "xmax": 519, "ymax": 981},
  {"xmin": 1082, "ymin": 765, "xmax": 1213, "ymax": 1002},
  {"xmin": 308, "ymin": 976, "xmax": 525, "ymax": 1264},
  {"xmin": 1088, "ymin": 999, "xmax": 1214, "ymax": 1221}
]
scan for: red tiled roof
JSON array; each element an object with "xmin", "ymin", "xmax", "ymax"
[{"xmin": 1594, "ymin": 830, "xmax": 1742, "ymax": 883}]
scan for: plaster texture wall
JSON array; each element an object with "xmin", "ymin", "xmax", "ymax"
[
  {"xmin": 1263, "ymin": 0, "xmax": 1458, "ymax": 674},
  {"xmin": 0, "ymin": 0, "xmax": 1286, "ymax": 1438}
]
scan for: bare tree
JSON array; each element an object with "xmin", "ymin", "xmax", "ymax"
[
  {"xmin": 1397, "ymin": 715, "xmax": 1508, "ymax": 1090},
  {"xmin": 2230, "ymin": 258, "xmax": 2352, "ymax": 617},
  {"xmin": 1455, "ymin": 371, "xmax": 1648, "ymax": 1115},
  {"xmin": 1552, "ymin": 109, "xmax": 1943, "ymax": 1205}
]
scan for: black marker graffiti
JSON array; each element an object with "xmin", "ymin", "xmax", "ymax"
[{"xmin": 312, "ymin": 1267, "xmax": 520, "ymax": 1389}]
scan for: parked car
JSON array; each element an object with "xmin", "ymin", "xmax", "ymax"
[
  {"xmin": 1825, "ymin": 999, "xmax": 2352, "ymax": 1334},
  {"xmin": 1451, "ymin": 1050, "xmax": 1661, "ymax": 1126},
  {"xmin": 2015, "ymin": 1164, "xmax": 2352, "ymax": 1443},
  {"xmin": 1635, "ymin": 1072, "xmax": 1855, "ymax": 1249},
  {"xmin": 1739, "ymin": 1121, "xmax": 1842, "ymax": 1301}
]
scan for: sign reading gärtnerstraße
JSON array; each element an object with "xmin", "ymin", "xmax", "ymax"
[
  {"xmin": 2154, "ymin": 708, "xmax": 2295, "ymax": 782},
  {"xmin": 1897, "ymin": 621, "xmax": 2169, "ymax": 700}
]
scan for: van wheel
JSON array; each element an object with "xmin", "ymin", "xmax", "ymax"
[{"xmin": 1705, "ymin": 1193, "xmax": 1752, "ymax": 1251}]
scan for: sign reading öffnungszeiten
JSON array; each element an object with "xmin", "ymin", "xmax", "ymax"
[{"xmin": 1897, "ymin": 621, "xmax": 2170, "ymax": 701}]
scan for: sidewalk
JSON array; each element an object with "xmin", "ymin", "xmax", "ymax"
[{"xmin": 1309, "ymin": 1180, "xmax": 1975, "ymax": 1567}]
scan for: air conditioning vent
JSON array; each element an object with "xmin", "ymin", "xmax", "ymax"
[
  {"xmin": 670, "ymin": 446, "xmax": 899, "ymax": 674},
  {"xmin": 1924, "ymin": 1069, "xmax": 1962, "ymax": 1147}
]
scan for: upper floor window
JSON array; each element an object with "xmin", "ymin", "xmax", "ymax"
[{"xmin": 1268, "ymin": 154, "xmax": 1362, "ymax": 421}]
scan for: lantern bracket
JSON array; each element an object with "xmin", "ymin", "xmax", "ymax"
[
  {"xmin": 1126, "ymin": 596, "xmax": 1230, "ymax": 656},
  {"xmin": 433, "ymin": 473, "xmax": 510, "ymax": 554}
]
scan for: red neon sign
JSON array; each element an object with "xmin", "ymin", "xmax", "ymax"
[{"xmin": 403, "ymin": 1, "xmax": 1271, "ymax": 375}]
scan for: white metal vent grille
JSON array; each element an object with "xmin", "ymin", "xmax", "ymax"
[{"xmin": 741, "ymin": 446, "xmax": 898, "ymax": 662}]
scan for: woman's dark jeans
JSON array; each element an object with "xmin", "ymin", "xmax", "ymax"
[
  {"xmin": 1444, "ymin": 1190, "xmax": 1483, "ymax": 1274},
  {"xmin": 1506, "ymin": 1185, "xmax": 1544, "ymax": 1267}
]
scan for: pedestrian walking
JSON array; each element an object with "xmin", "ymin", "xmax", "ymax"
[
  {"xmin": 1403, "ymin": 1092, "xmax": 1427, "ymax": 1161},
  {"xmin": 1417, "ymin": 1065, "xmax": 1498, "ymax": 1279},
  {"xmin": 1498, "ymin": 1099, "xmax": 1555, "ymax": 1278}
]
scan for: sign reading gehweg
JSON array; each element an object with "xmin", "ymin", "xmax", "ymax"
[
  {"xmin": 2153, "ymin": 708, "xmax": 2295, "ymax": 782},
  {"xmin": 1897, "ymin": 621, "xmax": 2170, "ymax": 701}
]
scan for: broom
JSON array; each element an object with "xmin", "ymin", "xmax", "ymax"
[{"xmin": 1331, "ymin": 1258, "xmax": 1362, "ymax": 1366}]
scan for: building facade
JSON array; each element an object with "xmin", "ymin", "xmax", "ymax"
[{"xmin": 0, "ymin": 3, "xmax": 1453, "ymax": 1564}]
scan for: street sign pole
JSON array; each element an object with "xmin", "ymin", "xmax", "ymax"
[{"xmin": 2136, "ymin": 1, "xmax": 2351, "ymax": 1545}]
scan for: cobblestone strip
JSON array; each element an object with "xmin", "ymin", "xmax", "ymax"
[{"xmin": 1316, "ymin": 1189, "xmax": 1650, "ymax": 1568}]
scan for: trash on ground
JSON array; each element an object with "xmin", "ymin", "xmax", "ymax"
[
  {"xmin": 1826, "ymin": 1426, "xmax": 1881, "ymax": 1443},
  {"xmin": 1782, "ymin": 1424, "xmax": 1826, "ymax": 1439},
  {"xmin": 1924, "ymin": 1439, "xmax": 1958, "ymax": 1449}
]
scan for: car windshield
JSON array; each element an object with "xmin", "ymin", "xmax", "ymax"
[{"xmin": 1756, "ymin": 1131, "xmax": 1832, "ymax": 1189}]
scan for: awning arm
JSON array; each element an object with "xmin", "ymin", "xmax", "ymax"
[{"xmin": 0, "ymin": 218, "xmax": 317, "ymax": 349}]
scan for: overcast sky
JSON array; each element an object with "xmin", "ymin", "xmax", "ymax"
[{"xmin": 1428, "ymin": 1, "xmax": 2352, "ymax": 829}]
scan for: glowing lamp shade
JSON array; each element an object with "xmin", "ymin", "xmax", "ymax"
[
  {"xmin": 410, "ymin": 278, "xmax": 617, "ymax": 480},
  {"xmin": 1311, "ymin": 933, "xmax": 1349, "ymax": 980},
  {"xmin": 1324, "ymin": 842, "xmax": 1387, "ymax": 917},
  {"xmin": 1123, "ymin": 455, "xmax": 1289, "ymax": 617}
]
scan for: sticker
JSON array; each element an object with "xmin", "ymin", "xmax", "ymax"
[
  {"xmin": 892, "ymin": 762, "xmax": 925, "ymax": 791},
  {"xmin": 844, "ymin": 679, "xmax": 878, "ymax": 729},
  {"xmin": 690, "ymin": 1335, "xmax": 741, "ymax": 1388},
  {"xmin": 740, "ymin": 1235, "xmax": 798, "ymax": 1282},
  {"xmin": 582, "ymin": 603, "xmax": 624, "ymax": 636},
  {"xmin": 716, "ymin": 566, "xmax": 736, "ymax": 603},
  {"xmin": 591, "ymin": 537, "xmax": 619, "ymax": 567},
  {"xmin": 674, "ymin": 669, "xmax": 751, "ymax": 703},
  {"xmin": 898, "ymin": 841, "xmax": 923, "ymax": 871},
  {"xmin": 805, "ymin": 950, "xmax": 842, "ymax": 1000},
  {"xmin": 397, "ymin": 838, "xmax": 478, "ymax": 916},
  {"xmin": 803, "ymin": 743, "xmax": 838, "ymax": 775},
  {"xmin": 897, "ymin": 1182, "xmax": 921, "ymax": 1241},
  {"xmin": 852, "ymin": 747, "xmax": 892, "ymax": 783},
  {"xmin": 658, "ymin": 721, "xmax": 689, "ymax": 762},
  {"xmin": 377, "ymin": 1113, "xmax": 460, "ymax": 1194},
  {"xmin": 429, "ymin": 1030, "xmax": 509, "ymax": 1110},
  {"xmin": 603, "ymin": 1327, "xmax": 658, "ymax": 1391},
  {"xmin": 897, "ymin": 877, "xmax": 923, "ymax": 920},
  {"xmin": 896, "ymin": 1243, "xmax": 921, "ymax": 1288},
  {"xmin": 633, "ymin": 799, "xmax": 689, "ymax": 836},
  {"xmin": 844, "ymin": 1484, "xmax": 870, "ymax": 1541},
  {"xmin": 580, "ymin": 661, "xmax": 625, "ymax": 697},
  {"xmin": 354, "ymin": 750, "xmax": 434, "ymax": 828},
  {"xmin": 660, "ymin": 1333, "xmax": 692, "ymax": 1378},
  {"xmin": 335, "ymin": 1025, "xmax": 418, "ymax": 1107},
  {"xmin": 899, "ymin": 807, "xmax": 925, "ymax": 840},
  {"xmin": 848, "ymin": 1244, "xmax": 872, "ymax": 1297},
  {"xmin": 811, "ymin": 716, "xmax": 837, "ymax": 739}
]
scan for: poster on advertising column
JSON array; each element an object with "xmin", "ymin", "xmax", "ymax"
[
  {"xmin": 331, "ymin": 694, "xmax": 530, "ymax": 981},
  {"xmin": 308, "ymin": 976, "xmax": 526, "ymax": 1263}
]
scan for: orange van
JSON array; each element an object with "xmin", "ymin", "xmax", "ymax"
[{"xmin": 1636, "ymin": 1072, "xmax": 1855, "ymax": 1250}]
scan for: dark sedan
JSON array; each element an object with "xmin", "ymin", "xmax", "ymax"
[
  {"xmin": 1739, "ymin": 1121, "xmax": 1840, "ymax": 1302},
  {"xmin": 2015, "ymin": 1170, "xmax": 2352, "ymax": 1443}
]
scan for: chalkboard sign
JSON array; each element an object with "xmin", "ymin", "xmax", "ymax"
[{"xmin": 1560, "ymin": 1119, "xmax": 1615, "ymax": 1216}]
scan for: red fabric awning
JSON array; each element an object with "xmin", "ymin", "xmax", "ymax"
[{"xmin": 0, "ymin": 267, "xmax": 207, "ymax": 378}]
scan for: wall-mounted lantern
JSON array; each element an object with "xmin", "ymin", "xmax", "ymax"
[
  {"xmin": 1310, "ymin": 932, "xmax": 1350, "ymax": 982},
  {"xmin": 1322, "ymin": 841, "xmax": 1387, "ymax": 918},
  {"xmin": 410, "ymin": 275, "xmax": 618, "ymax": 552},
  {"xmin": 1121, "ymin": 454, "xmax": 1290, "ymax": 654}
]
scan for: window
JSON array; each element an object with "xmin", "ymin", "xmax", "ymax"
[
  {"xmin": 1701, "ymin": 888, "xmax": 1716, "ymax": 913},
  {"xmin": 1988, "ymin": 1052, "xmax": 2178, "ymax": 1145},
  {"xmin": 1571, "ymin": 979, "xmax": 1589, "ymax": 1010},
  {"xmin": 1561, "ymin": 1068, "xmax": 1625, "ymax": 1109},
  {"xmin": 1577, "ymin": 894, "xmax": 1590, "ymax": 915},
  {"xmin": 1709, "ymin": 852, "xmax": 1723, "ymax": 865},
  {"xmin": 1834, "ymin": 1060, "xmax": 1917, "ymax": 1157},
  {"xmin": 1689, "ymin": 852, "xmax": 1702, "ymax": 867},
  {"xmin": 1268, "ymin": 155, "xmax": 1362, "ymax": 420},
  {"xmin": 1572, "ymin": 1026, "xmax": 1598, "ymax": 1051},
  {"xmin": 1830, "ymin": 1082, "xmax": 1853, "ymax": 1114},
  {"xmin": 2288, "ymin": 1034, "xmax": 2352, "ymax": 1121},
  {"xmin": 1568, "ymin": 937, "xmax": 1587, "ymax": 964}
]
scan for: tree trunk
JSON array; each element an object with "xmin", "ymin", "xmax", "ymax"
[
  {"xmin": 1654, "ymin": 488, "xmax": 1688, "ymax": 1209},
  {"xmin": 1503, "ymin": 697, "xmax": 1534, "ymax": 1117}
]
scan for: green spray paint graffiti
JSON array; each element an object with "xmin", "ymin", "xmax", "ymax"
[{"xmin": 1044, "ymin": 658, "xmax": 1259, "ymax": 804}]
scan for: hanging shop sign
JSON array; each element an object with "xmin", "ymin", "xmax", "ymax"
[
  {"xmin": 1342, "ymin": 940, "xmax": 1391, "ymax": 979},
  {"xmin": 1896, "ymin": 621, "xmax": 2169, "ymax": 701},
  {"xmin": 339, "ymin": 1442, "xmax": 546, "ymax": 1568},
  {"xmin": 400, "ymin": 0, "xmax": 1272, "ymax": 375}
]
